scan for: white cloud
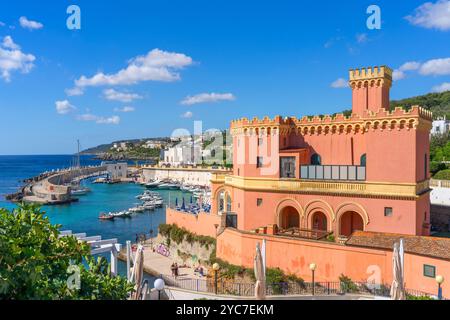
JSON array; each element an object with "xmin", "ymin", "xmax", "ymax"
[
  {"xmin": 419, "ymin": 57, "xmax": 450, "ymax": 75},
  {"xmin": 55, "ymin": 100, "xmax": 76, "ymax": 115},
  {"xmin": 432, "ymin": 82, "xmax": 450, "ymax": 92},
  {"xmin": 74, "ymin": 49, "xmax": 193, "ymax": 88},
  {"xmin": 399, "ymin": 61, "xmax": 421, "ymax": 72},
  {"xmin": 406, "ymin": 0, "xmax": 450, "ymax": 31},
  {"xmin": 393, "ymin": 70, "xmax": 406, "ymax": 81},
  {"xmin": 330, "ymin": 78, "xmax": 347, "ymax": 88},
  {"xmin": 0, "ymin": 21, "xmax": 5, "ymax": 27},
  {"xmin": 181, "ymin": 111, "xmax": 193, "ymax": 118},
  {"xmin": 97, "ymin": 115, "xmax": 120, "ymax": 124},
  {"xmin": 19, "ymin": 16, "xmax": 44, "ymax": 30},
  {"xmin": 77, "ymin": 113, "xmax": 120, "ymax": 124},
  {"xmin": 393, "ymin": 61, "xmax": 421, "ymax": 80},
  {"xmin": 181, "ymin": 93, "xmax": 236, "ymax": 105},
  {"xmin": 0, "ymin": 36, "xmax": 35, "ymax": 82},
  {"xmin": 103, "ymin": 88, "xmax": 142, "ymax": 102},
  {"xmin": 356, "ymin": 33, "xmax": 368, "ymax": 43},
  {"xmin": 114, "ymin": 106, "xmax": 135, "ymax": 113},
  {"xmin": 65, "ymin": 87, "xmax": 84, "ymax": 96},
  {"xmin": 2, "ymin": 36, "xmax": 19, "ymax": 50}
]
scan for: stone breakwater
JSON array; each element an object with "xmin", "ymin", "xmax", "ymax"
[{"xmin": 7, "ymin": 166, "xmax": 107, "ymax": 205}]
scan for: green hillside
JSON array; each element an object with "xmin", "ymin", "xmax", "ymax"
[{"xmin": 391, "ymin": 90, "xmax": 450, "ymax": 119}]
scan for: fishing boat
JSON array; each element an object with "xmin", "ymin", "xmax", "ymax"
[{"xmin": 99, "ymin": 213, "xmax": 114, "ymax": 220}]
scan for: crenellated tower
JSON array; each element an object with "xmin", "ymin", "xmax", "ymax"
[{"xmin": 349, "ymin": 66, "xmax": 393, "ymax": 116}]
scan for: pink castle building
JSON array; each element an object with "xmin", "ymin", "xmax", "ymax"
[{"xmin": 211, "ymin": 65, "xmax": 432, "ymax": 239}]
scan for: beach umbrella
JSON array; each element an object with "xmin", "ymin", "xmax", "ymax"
[
  {"xmin": 181, "ymin": 197, "xmax": 186, "ymax": 211},
  {"xmin": 131, "ymin": 244, "xmax": 145, "ymax": 300},
  {"xmin": 390, "ymin": 241, "xmax": 406, "ymax": 300},
  {"xmin": 190, "ymin": 195, "xmax": 193, "ymax": 204},
  {"xmin": 254, "ymin": 242, "xmax": 266, "ymax": 300},
  {"xmin": 175, "ymin": 197, "xmax": 178, "ymax": 207}
]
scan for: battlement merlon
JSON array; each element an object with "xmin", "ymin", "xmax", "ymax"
[
  {"xmin": 230, "ymin": 106, "xmax": 433, "ymax": 132},
  {"xmin": 349, "ymin": 65, "xmax": 393, "ymax": 85}
]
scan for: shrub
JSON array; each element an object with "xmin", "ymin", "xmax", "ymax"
[
  {"xmin": 433, "ymin": 169, "xmax": 450, "ymax": 180},
  {"xmin": 0, "ymin": 204, "xmax": 133, "ymax": 300},
  {"xmin": 158, "ymin": 224, "xmax": 216, "ymax": 249},
  {"xmin": 430, "ymin": 161, "xmax": 447, "ymax": 176},
  {"xmin": 407, "ymin": 294, "xmax": 435, "ymax": 300},
  {"xmin": 339, "ymin": 274, "xmax": 359, "ymax": 293}
]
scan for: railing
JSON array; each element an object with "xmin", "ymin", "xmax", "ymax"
[
  {"xmin": 276, "ymin": 227, "xmax": 332, "ymax": 241},
  {"xmin": 300, "ymin": 165, "xmax": 366, "ymax": 181},
  {"xmin": 430, "ymin": 179, "xmax": 450, "ymax": 189},
  {"xmin": 160, "ymin": 275, "xmax": 441, "ymax": 299}
]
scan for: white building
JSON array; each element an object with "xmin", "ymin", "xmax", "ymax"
[
  {"xmin": 431, "ymin": 116, "xmax": 450, "ymax": 136},
  {"xmin": 102, "ymin": 162, "xmax": 128, "ymax": 180},
  {"xmin": 162, "ymin": 142, "xmax": 202, "ymax": 166}
]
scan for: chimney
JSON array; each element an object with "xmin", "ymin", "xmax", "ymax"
[{"xmin": 349, "ymin": 66, "xmax": 393, "ymax": 116}]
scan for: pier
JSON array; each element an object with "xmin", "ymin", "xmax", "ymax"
[{"xmin": 8, "ymin": 166, "xmax": 107, "ymax": 205}]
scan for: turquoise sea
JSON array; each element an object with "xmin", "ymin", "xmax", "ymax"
[{"xmin": 0, "ymin": 155, "xmax": 192, "ymax": 280}]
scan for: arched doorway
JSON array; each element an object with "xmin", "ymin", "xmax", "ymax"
[
  {"xmin": 280, "ymin": 206, "xmax": 301, "ymax": 229},
  {"xmin": 311, "ymin": 211, "xmax": 328, "ymax": 231},
  {"xmin": 339, "ymin": 211, "xmax": 364, "ymax": 237}
]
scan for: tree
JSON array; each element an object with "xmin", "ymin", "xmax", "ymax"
[{"xmin": 0, "ymin": 204, "xmax": 133, "ymax": 300}]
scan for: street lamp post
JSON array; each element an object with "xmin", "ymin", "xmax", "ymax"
[
  {"xmin": 309, "ymin": 263, "xmax": 317, "ymax": 296},
  {"xmin": 213, "ymin": 263, "xmax": 220, "ymax": 295},
  {"xmin": 154, "ymin": 278, "xmax": 165, "ymax": 300},
  {"xmin": 436, "ymin": 275, "xmax": 444, "ymax": 300}
]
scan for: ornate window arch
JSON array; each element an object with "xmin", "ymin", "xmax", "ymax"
[
  {"xmin": 311, "ymin": 153, "xmax": 321, "ymax": 165},
  {"xmin": 360, "ymin": 154, "xmax": 367, "ymax": 167}
]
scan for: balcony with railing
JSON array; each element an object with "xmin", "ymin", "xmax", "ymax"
[{"xmin": 300, "ymin": 165, "xmax": 366, "ymax": 181}]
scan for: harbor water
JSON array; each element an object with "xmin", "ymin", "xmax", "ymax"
[{"xmin": 0, "ymin": 155, "xmax": 194, "ymax": 280}]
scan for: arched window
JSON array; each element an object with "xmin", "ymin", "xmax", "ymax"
[
  {"xmin": 360, "ymin": 154, "xmax": 367, "ymax": 167},
  {"xmin": 311, "ymin": 154, "xmax": 321, "ymax": 165},
  {"xmin": 226, "ymin": 194, "xmax": 232, "ymax": 212}
]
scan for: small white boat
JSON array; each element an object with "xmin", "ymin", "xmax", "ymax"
[
  {"xmin": 111, "ymin": 210, "xmax": 131, "ymax": 218},
  {"xmin": 71, "ymin": 186, "xmax": 91, "ymax": 196},
  {"xmin": 128, "ymin": 206, "xmax": 145, "ymax": 213},
  {"xmin": 142, "ymin": 203, "xmax": 155, "ymax": 210},
  {"xmin": 145, "ymin": 180, "xmax": 161, "ymax": 188}
]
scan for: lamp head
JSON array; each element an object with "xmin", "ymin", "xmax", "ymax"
[
  {"xmin": 154, "ymin": 278, "xmax": 165, "ymax": 291},
  {"xmin": 212, "ymin": 263, "xmax": 220, "ymax": 271},
  {"xmin": 309, "ymin": 263, "xmax": 317, "ymax": 271},
  {"xmin": 436, "ymin": 275, "xmax": 445, "ymax": 285}
]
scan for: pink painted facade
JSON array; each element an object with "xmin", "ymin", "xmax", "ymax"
[
  {"xmin": 217, "ymin": 228, "xmax": 449, "ymax": 297},
  {"xmin": 166, "ymin": 207, "xmax": 222, "ymax": 238}
]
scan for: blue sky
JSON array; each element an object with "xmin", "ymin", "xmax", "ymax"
[{"xmin": 0, "ymin": 0, "xmax": 449, "ymax": 154}]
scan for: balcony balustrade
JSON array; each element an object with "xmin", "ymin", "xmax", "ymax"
[{"xmin": 300, "ymin": 165, "xmax": 366, "ymax": 181}]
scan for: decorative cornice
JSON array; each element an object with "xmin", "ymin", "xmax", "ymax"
[{"xmin": 222, "ymin": 175, "xmax": 431, "ymax": 200}]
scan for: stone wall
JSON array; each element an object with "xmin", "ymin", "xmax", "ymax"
[
  {"xmin": 154, "ymin": 232, "xmax": 215, "ymax": 266},
  {"xmin": 142, "ymin": 167, "xmax": 230, "ymax": 187}
]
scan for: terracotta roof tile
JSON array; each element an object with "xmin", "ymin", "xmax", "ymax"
[{"xmin": 346, "ymin": 231, "xmax": 450, "ymax": 260}]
